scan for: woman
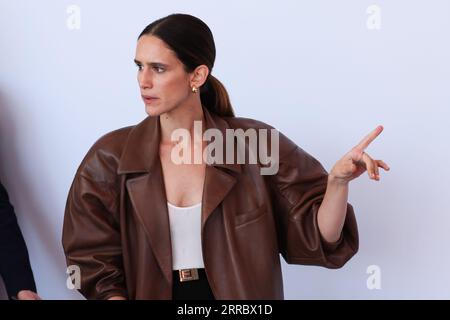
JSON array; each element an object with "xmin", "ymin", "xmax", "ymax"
[{"xmin": 62, "ymin": 13, "xmax": 389, "ymax": 300}]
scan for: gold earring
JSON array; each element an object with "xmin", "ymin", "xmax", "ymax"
[{"xmin": 191, "ymin": 86, "xmax": 198, "ymax": 93}]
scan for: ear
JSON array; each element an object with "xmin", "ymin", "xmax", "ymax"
[{"xmin": 190, "ymin": 65, "xmax": 210, "ymax": 88}]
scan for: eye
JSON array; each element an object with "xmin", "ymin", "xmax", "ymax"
[
  {"xmin": 154, "ymin": 66, "xmax": 165, "ymax": 73},
  {"xmin": 135, "ymin": 63, "xmax": 143, "ymax": 71}
]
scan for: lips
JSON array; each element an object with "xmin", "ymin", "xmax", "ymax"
[{"xmin": 141, "ymin": 95, "xmax": 159, "ymax": 103}]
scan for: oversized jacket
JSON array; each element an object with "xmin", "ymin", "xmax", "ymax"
[{"xmin": 62, "ymin": 106, "xmax": 359, "ymax": 300}]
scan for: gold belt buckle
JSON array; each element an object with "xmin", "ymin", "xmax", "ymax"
[{"xmin": 179, "ymin": 268, "xmax": 199, "ymax": 282}]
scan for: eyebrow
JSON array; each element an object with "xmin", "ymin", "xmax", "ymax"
[{"xmin": 134, "ymin": 59, "xmax": 169, "ymax": 68}]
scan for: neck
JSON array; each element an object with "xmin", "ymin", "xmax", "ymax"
[{"xmin": 159, "ymin": 100, "xmax": 205, "ymax": 146}]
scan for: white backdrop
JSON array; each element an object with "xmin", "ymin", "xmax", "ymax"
[{"xmin": 1, "ymin": 0, "xmax": 449, "ymax": 299}]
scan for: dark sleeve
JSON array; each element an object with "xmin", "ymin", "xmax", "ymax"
[
  {"xmin": 0, "ymin": 181, "xmax": 37, "ymax": 299},
  {"xmin": 266, "ymin": 131, "xmax": 359, "ymax": 269}
]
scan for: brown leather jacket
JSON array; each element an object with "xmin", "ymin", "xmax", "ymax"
[{"xmin": 62, "ymin": 106, "xmax": 358, "ymax": 300}]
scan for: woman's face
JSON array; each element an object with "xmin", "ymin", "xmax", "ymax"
[{"xmin": 135, "ymin": 35, "xmax": 193, "ymax": 116}]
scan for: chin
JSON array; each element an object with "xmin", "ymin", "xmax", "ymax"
[
  {"xmin": 145, "ymin": 104, "xmax": 166, "ymax": 117},
  {"xmin": 145, "ymin": 103, "xmax": 180, "ymax": 117}
]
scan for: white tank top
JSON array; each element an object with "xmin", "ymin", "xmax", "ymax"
[{"xmin": 167, "ymin": 201, "xmax": 205, "ymax": 270}]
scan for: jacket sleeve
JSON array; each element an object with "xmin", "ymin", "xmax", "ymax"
[
  {"xmin": 266, "ymin": 130, "xmax": 359, "ymax": 269},
  {"xmin": 62, "ymin": 149, "xmax": 128, "ymax": 300},
  {"xmin": 0, "ymin": 181, "xmax": 37, "ymax": 299}
]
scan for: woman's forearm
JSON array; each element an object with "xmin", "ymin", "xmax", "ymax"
[
  {"xmin": 316, "ymin": 125, "xmax": 389, "ymax": 243},
  {"xmin": 317, "ymin": 175, "xmax": 349, "ymax": 243}
]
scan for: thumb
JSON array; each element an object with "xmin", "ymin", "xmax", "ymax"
[{"xmin": 17, "ymin": 290, "xmax": 41, "ymax": 300}]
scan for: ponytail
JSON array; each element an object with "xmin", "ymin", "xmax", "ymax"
[{"xmin": 200, "ymin": 74, "xmax": 235, "ymax": 117}]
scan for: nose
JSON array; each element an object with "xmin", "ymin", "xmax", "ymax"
[{"xmin": 138, "ymin": 68, "xmax": 153, "ymax": 90}]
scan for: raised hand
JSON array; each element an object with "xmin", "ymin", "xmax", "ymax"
[{"xmin": 329, "ymin": 125, "xmax": 390, "ymax": 184}]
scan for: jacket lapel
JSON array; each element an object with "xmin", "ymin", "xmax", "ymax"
[
  {"xmin": 200, "ymin": 108, "xmax": 241, "ymax": 228},
  {"xmin": 202, "ymin": 165, "xmax": 237, "ymax": 229},
  {"xmin": 125, "ymin": 170, "xmax": 173, "ymax": 284},
  {"xmin": 117, "ymin": 107, "xmax": 241, "ymax": 285}
]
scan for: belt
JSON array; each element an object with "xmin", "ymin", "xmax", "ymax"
[{"xmin": 177, "ymin": 268, "xmax": 200, "ymax": 282}]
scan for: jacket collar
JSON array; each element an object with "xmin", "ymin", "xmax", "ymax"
[{"xmin": 117, "ymin": 105, "xmax": 241, "ymax": 175}]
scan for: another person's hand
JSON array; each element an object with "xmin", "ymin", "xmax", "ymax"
[
  {"xmin": 17, "ymin": 290, "xmax": 42, "ymax": 300},
  {"xmin": 108, "ymin": 296, "xmax": 127, "ymax": 300},
  {"xmin": 330, "ymin": 125, "xmax": 390, "ymax": 184}
]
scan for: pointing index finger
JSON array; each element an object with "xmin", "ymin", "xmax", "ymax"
[{"xmin": 355, "ymin": 125, "xmax": 384, "ymax": 151}]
